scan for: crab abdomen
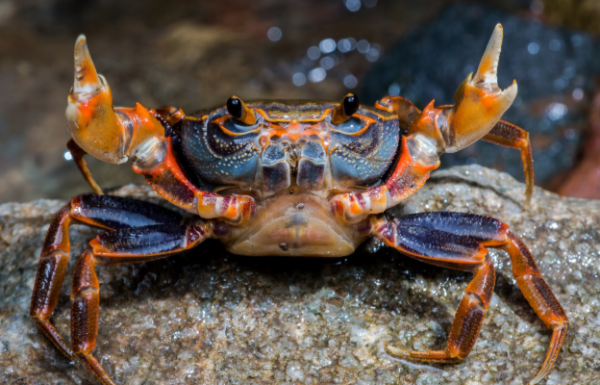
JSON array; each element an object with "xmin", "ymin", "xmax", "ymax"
[{"xmin": 222, "ymin": 188, "xmax": 370, "ymax": 257}]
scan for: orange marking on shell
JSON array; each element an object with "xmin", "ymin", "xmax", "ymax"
[
  {"xmin": 253, "ymin": 108, "xmax": 333, "ymax": 123},
  {"xmin": 214, "ymin": 115, "xmax": 261, "ymax": 136},
  {"xmin": 277, "ymin": 122, "xmax": 301, "ymax": 141},
  {"xmin": 259, "ymin": 135, "xmax": 269, "ymax": 148},
  {"xmin": 330, "ymin": 115, "xmax": 377, "ymax": 137},
  {"xmin": 374, "ymin": 99, "xmax": 394, "ymax": 113}
]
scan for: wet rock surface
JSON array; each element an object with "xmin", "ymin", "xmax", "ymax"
[{"xmin": 1, "ymin": 165, "xmax": 599, "ymax": 384}]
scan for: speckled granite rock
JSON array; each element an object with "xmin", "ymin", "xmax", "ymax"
[{"xmin": 1, "ymin": 166, "xmax": 599, "ymax": 385}]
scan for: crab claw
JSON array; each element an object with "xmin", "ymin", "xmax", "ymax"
[
  {"xmin": 66, "ymin": 35, "xmax": 131, "ymax": 164},
  {"xmin": 66, "ymin": 35, "xmax": 165, "ymax": 166},
  {"xmin": 405, "ymin": 24, "xmax": 518, "ymax": 158},
  {"xmin": 445, "ymin": 23, "xmax": 518, "ymax": 153}
]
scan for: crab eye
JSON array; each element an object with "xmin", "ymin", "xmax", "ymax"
[
  {"xmin": 226, "ymin": 96, "xmax": 257, "ymax": 125},
  {"xmin": 227, "ymin": 97, "xmax": 243, "ymax": 119},
  {"xmin": 332, "ymin": 93, "xmax": 360, "ymax": 124},
  {"xmin": 343, "ymin": 94, "xmax": 359, "ymax": 116}
]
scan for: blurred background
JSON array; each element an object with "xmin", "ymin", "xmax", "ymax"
[{"xmin": 0, "ymin": 0, "xmax": 599, "ymax": 203}]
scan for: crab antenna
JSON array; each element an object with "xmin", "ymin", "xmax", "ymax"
[{"xmin": 73, "ymin": 35, "xmax": 105, "ymax": 96}]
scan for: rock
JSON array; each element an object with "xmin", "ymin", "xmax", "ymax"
[{"xmin": 1, "ymin": 165, "xmax": 599, "ymax": 384}]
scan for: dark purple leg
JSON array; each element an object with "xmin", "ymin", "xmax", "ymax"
[
  {"xmin": 374, "ymin": 212, "xmax": 567, "ymax": 384},
  {"xmin": 71, "ymin": 221, "xmax": 210, "ymax": 384},
  {"xmin": 30, "ymin": 195, "xmax": 196, "ymax": 382}
]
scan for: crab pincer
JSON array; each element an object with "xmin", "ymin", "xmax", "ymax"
[{"xmin": 403, "ymin": 24, "xmax": 517, "ymax": 163}]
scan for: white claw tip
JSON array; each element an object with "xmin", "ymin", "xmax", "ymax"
[
  {"xmin": 503, "ymin": 79, "xmax": 518, "ymax": 103},
  {"xmin": 473, "ymin": 24, "xmax": 504, "ymax": 88},
  {"xmin": 72, "ymin": 34, "xmax": 103, "ymax": 96},
  {"xmin": 74, "ymin": 34, "xmax": 88, "ymax": 69}
]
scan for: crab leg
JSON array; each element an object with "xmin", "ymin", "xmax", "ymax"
[
  {"xmin": 65, "ymin": 36, "xmax": 254, "ymax": 224},
  {"xmin": 67, "ymin": 139, "xmax": 104, "ymax": 195},
  {"xmin": 333, "ymin": 24, "xmax": 519, "ymax": 223},
  {"xmin": 482, "ymin": 120, "xmax": 534, "ymax": 206},
  {"xmin": 30, "ymin": 204, "xmax": 76, "ymax": 360},
  {"xmin": 373, "ymin": 212, "xmax": 567, "ymax": 385},
  {"xmin": 372, "ymin": 217, "xmax": 495, "ymax": 362},
  {"xmin": 30, "ymin": 195, "xmax": 187, "ymax": 374},
  {"xmin": 71, "ymin": 222, "xmax": 210, "ymax": 385}
]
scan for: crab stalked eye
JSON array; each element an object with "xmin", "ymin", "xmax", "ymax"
[
  {"xmin": 226, "ymin": 97, "xmax": 243, "ymax": 118},
  {"xmin": 343, "ymin": 93, "xmax": 360, "ymax": 116},
  {"xmin": 226, "ymin": 96, "xmax": 257, "ymax": 125},
  {"xmin": 332, "ymin": 93, "xmax": 360, "ymax": 124}
]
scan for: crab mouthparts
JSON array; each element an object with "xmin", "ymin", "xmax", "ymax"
[{"xmin": 226, "ymin": 191, "xmax": 365, "ymax": 257}]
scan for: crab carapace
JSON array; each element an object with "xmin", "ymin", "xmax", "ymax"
[{"xmin": 31, "ymin": 24, "xmax": 566, "ymax": 385}]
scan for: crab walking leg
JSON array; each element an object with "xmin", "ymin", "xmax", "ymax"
[
  {"xmin": 332, "ymin": 25, "xmax": 518, "ymax": 224},
  {"xmin": 70, "ymin": 223, "xmax": 210, "ymax": 385},
  {"xmin": 482, "ymin": 120, "xmax": 534, "ymax": 206},
  {"xmin": 372, "ymin": 217, "xmax": 495, "ymax": 362},
  {"xmin": 30, "ymin": 204, "xmax": 77, "ymax": 360},
  {"xmin": 376, "ymin": 94, "xmax": 534, "ymax": 207},
  {"xmin": 65, "ymin": 35, "xmax": 254, "ymax": 224},
  {"xmin": 67, "ymin": 139, "xmax": 104, "ymax": 195},
  {"xmin": 31, "ymin": 195, "xmax": 184, "ymax": 363},
  {"xmin": 501, "ymin": 233, "xmax": 567, "ymax": 384},
  {"xmin": 388, "ymin": 212, "xmax": 568, "ymax": 385}
]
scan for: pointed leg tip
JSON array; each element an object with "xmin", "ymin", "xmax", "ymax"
[
  {"xmin": 385, "ymin": 343, "xmax": 408, "ymax": 358},
  {"xmin": 526, "ymin": 372, "xmax": 546, "ymax": 385}
]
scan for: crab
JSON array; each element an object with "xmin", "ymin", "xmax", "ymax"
[{"xmin": 30, "ymin": 24, "xmax": 567, "ymax": 385}]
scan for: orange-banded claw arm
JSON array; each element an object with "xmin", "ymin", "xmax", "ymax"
[
  {"xmin": 376, "ymin": 25, "xmax": 518, "ymax": 164},
  {"xmin": 376, "ymin": 94, "xmax": 534, "ymax": 208},
  {"xmin": 132, "ymin": 137, "xmax": 255, "ymax": 225},
  {"xmin": 330, "ymin": 136, "xmax": 439, "ymax": 224}
]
